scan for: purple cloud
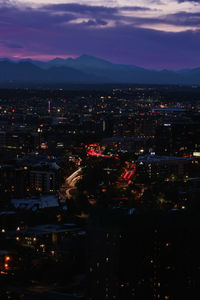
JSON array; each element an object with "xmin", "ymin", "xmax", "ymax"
[
  {"xmin": 119, "ymin": 6, "xmax": 155, "ymax": 11},
  {"xmin": 0, "ymin": 2, "xmax": 200, "ymax": 69},
  {"xmin": 44, "ymin": 3, "xmax": 117, "ymax": 14},
  {"xmin": 177, "ymin": 0, "xmax": 200, "ymax": 2}
]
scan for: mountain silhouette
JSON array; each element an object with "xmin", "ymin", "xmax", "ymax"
[{"xmin": 0, "ymin": 55, "xmax": 200, "ymax": 86}]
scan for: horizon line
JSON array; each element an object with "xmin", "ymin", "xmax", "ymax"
[{"xmin": 0, "ymin": 55, "xmax": 199, "ymax": 72}]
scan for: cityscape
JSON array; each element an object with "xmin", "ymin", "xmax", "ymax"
[
  {"xmin": 1, "ymin": 0, "xmax": 200, "ymax": 299},
  {"xmin": 0, "ymin": 86, "xmax": 200, "ymax": 299}
]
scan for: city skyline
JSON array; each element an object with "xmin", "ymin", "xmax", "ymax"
[{"xmin": 0, "ymin": 0, "xmax": 200, "ymax": 69}]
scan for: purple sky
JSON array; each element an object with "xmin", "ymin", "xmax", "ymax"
[{"xmin": 1, "ymin": 0, "xmax": 200, "ymax": 69}]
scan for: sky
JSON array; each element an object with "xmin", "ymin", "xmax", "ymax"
[{"xmin": 0, "ymin": 0, "xmax": 200, "ymax": 69}]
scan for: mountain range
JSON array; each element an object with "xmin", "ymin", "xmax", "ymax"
[{"xmin": 0, "ymin": 55, "xmax": 200, "ymax": 86}]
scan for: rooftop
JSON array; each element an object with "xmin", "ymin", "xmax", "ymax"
[{"xmin": 138, "ymin": 154, "xmax": 193, "ymax": 163}]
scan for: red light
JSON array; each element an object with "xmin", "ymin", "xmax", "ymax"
[
  {"xmin": 41, "ymin": 143, "xmax": 48, "ymax": 149},
  {"xmin": 127, "ymin": 172, "xmax": 134, "ymax": 180},
  {"xmin": 123, "ymin": 171, "xmax": 129, "ymax": 180},
  {"xmin": 12, "ymin": 109, "xmax": 15, "ymax": 113},
  {"xmin": 87, "ymin": 144, "xmax": 119, "ymax": 160},
  {"xmin": 123, "ymin": 164, "xmax": 136, "ymax": 181},
  {"xmin": 87, "ymin": 147, "xmax": 110, "ymax": 158}
]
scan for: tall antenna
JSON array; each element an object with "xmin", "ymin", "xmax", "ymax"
[{"xmin": 48, "ymin": 100, "xmax": 51, "ymax": 113}]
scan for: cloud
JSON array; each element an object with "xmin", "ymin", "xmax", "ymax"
[
  {"xmin": 0, "ymin": 1, "xmax": 200, "ymax": 69},
  {"xmin": 39, "ymin": 2, "xmax": 200, "ymax": 31},
  {"xmin": 122, "ymin": 11, "xmax": 200, "ymax": 29},
  {"xmin": 164, "ymin": 11, "xmax": 200, "ymax": 27},
  {"xmin": 0, "ymin": 2, "xmax": 199, "ymax": 31},
  {"xmin": 177, "ymin": 0, "xmax": 200, "ymax": 2},
  {"xmin": 44, "ymin": 3, "xmax": 117, "ymax": 14},
  {"xmin": 119, "ymin": 6, "xmax": 154, "ymax": 11}
]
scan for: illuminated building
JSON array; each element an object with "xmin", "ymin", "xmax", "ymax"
[
  {"xmin": 155, "ymin": 122, "xmax": 200, "ymax": 156},
  {"xmin": 3, "ymin": 130, "xmax": 39, "ymax": 155},
  {"xmin": 30, "ymin": 170, "xmax": 57, "ymax": 193},
  {"xmin": 136, "ymin": 154, "xmax": 197, "ymax": 180}
]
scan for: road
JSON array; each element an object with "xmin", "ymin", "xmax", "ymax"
[{"xmin": 59, "ymin": 168, "xmax": 82, "ymax": 202}]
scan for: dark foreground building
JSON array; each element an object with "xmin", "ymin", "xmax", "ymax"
[{"xmin": 87, "ymin": 208, "xmax": 200, "ymax": 300}]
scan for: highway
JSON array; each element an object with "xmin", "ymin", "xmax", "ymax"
[{"xmin": 59, "ymin": 168, "xmax": 82, "ymax": 202}]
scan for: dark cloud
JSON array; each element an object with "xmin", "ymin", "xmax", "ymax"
[
  {"xmin": 44, "ymin": 3, "xmax": 117, "ymax": 14},
  {"xmin": 0, "ymin": 2, "xmax": 198, "ymax": 30},
  {"xmin": 0, "ymin": 6, "xmax": 75, "ymax": 29},
  {"xmin": 85, "ymin": 19, "xmax": 108, "ymax": 26},
  {"xmin": 0, "ymin": 3, "xmax": 154, "ymax": 30},
  {"xmin": 119, "ymin": 6, "xmax": 154, "ymax": 11},
  {"xmin": 40, "ymin": 3, "xmax": 200, "ymax": 29},
  {"xmin": 163, "ymin": 11, "xmax": 200, "ymax": 26},
  {"xmin": 44, "ymin": 3, "xmax": 153, "ymax": 14},
  {"xmin": 177, "ymin": 0, "xmax": 200, "ymax": 2},
  {"xmin": 122, "ymin": 11, "xmax": 200, "ymax": 28}
]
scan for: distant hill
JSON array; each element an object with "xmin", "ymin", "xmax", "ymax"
[{"xmin": 0, "ymin": 55, "xmax": 200, "ymax": 86}]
